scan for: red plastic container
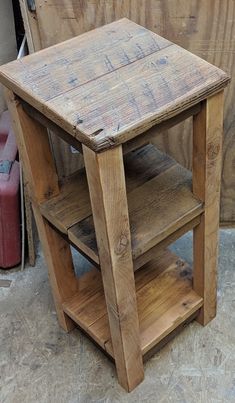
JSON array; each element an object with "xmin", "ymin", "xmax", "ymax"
[{"xmin": 0, "ymin": 111, "xmax": 21, "ymax": 268}]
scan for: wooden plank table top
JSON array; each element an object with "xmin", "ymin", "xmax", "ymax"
[{"xmin": 0, "ymin": 18, "xmax": 230, "ymax": 152}]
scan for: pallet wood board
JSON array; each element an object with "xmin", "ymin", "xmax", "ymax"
[
  {"xmin": 0, "ymin": 19, "xmax": 228, "ymax": 152},
  {"xmin": 40, "ymin": 145, "xmax": 174, "ymax": 232},
  {"xmin": 69, "ymin": 159, "xmax": 203, "ymax": 260},
  {"xmin": 63, "ymin": 250, "xmax": 203, "ymax": 357},
  {"xmin": 20, "ymin": 0, "xmax": 235, "ymax": 223},
  {"xmin": 39, "ymin": 144, "xmax": 204, "ymax": 264}
]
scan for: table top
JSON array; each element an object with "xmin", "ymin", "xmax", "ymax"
[{"xmin": 0, "ymin": 18, "xmax": 230, "ymax": 152}]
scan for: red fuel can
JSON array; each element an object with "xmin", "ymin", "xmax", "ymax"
[{"xmin": 0, "ymin": 111, "xmax": 21, "ymax": 268}]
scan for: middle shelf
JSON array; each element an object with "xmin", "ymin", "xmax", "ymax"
[{"xmin": 40, "ymin": 144, "xmax": 204, "ymax": 266}]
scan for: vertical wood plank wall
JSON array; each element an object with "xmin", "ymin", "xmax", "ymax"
[
  {"xmin": 21, "ymin": 0, "xmax": 235, "ymax": 224},
  {"xmin": 0, "ymin": 0, "xmax": 17, "ymax": 113}
]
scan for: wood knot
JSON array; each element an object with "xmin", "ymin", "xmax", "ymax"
[
  {"xmin": 207, "ymin": 142, "xmax": 220, "ymax": 160},
  {"xmin": 176, "ymin": 259, "xmax": 184, "ymax": 268},
  {"xmin": 180, "ymin": 269, "xmax": 191, "ymax": 278},
  {"xmin": 115, "ymin": 234, "xmax": 129, "ymax": 255},
  {"xmin": 44, "ymin": 187, "xmax": 54, "ymax": 199}
]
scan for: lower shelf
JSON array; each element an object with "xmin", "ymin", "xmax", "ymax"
[{"xmin": 63, "ymin": 250, "xmax": 203, "ymax": 358}]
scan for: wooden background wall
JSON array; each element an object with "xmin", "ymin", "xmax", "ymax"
[
  {"xmin": 20, "ymin": 0, "xmax": 235, "ymax": 224},
  {"xmin": 0, "ymin": 0, "xmax": 17, "ymax": 113}
]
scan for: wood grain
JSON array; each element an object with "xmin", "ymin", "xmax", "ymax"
[
  {"xmin": 5, "ymin": 88, "xmax": 77, "ymax": 331},
  {"xmin": 0, "ymin": 19, "xmax": 229, "ymax": 152},
  {"xmin": 83, "ymin": 144, "xmax": 144, "ymax": 392},
  {"xmin": 21, "ymin": 98, "xmax": 200, "ymax": 156},
  {"xmin": 133, "ymin": 216, "xmax": 201, "ymax": 271},
  {"xmin": 63, "ymin": 250, "xmax": 203, "ymax": 358},
  {"xmin": 39, "ymin": 144, "xmax": 203, "ymax": 266},
  {"xmin": 39, "ymin": 144, "xmax": 175, "ymax": 233},
  {"xmin": 21, "ymin": 100, "xmax": 83, "ymax": 153},
  {"xmin": 33, "ymin": 206, "xmax": 78, "ymax": 332},
  {"xmin": 4, "ymin": 89, "xmax": 59, "ymax": 204},
  {"xmin": 19, "ymin": 0, "xmax": 42, "ymax": 53},
  {"xmin": 19, "ymin": 0, "xmax": 234, "ymax": 223},
  {"xmin": 193, "ymin": 91, "xmax": 224, "ymax": 325},
  {"xmin": 69, "ymin": 158, "xmax": 203, "ymax": 261}
]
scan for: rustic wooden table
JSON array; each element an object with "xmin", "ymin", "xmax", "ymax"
[{"xmin": 0, "ymin": 18, "xmax": 229, "ymax": 392}]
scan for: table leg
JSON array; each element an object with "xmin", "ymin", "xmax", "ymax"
[
  {"xmin": 33, "ymin": 206, "xmax": 78, "ymax": 331},
  {"xmin": 193, "ymin": 91, "xmax": 224, "ymax": 325},
  {"xmin": 83, "ymin": 145, "xmax": 144, "ymax": 392},
  {"xmin": 5, "ymin": 89, "xmax": 78, "ymax": 331}
]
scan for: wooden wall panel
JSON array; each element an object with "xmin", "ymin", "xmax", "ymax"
[
  {"xmin": 0, "ymin": 0, "xmax": 17, "ymax": 113},
  {"xmin": 19, "ymin": 0, "xmax": 42, "ymax": 53},
  {"xmin": 22, "ymin": 0, "xmax": 235, "ymax": 223}
]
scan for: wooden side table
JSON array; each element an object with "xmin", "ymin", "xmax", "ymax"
[{"xmin": 0, "ymin": 19, "xmax": 229, "ymax": 392}]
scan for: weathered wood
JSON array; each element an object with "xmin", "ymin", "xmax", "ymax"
[
  {"xmin": 2, "ymin": 16, "xmax": 227, "ymax": 392},
  {"xmin": 133, "ymin": 216, "xmax": 201, "ymax": 271},
  {"xmin": 50, "ymin": 214, "xmax": 201, "ymax": 272},
  {"xmin": 193, "ymin": 91, "xmax": 224, "ymax": 325},
  {"xmin": 39, "ymin": 144, "xmax": 203, "ymax": 266},
  {"xmin": 122, "ymin": 157, "xmax": 203, "ymax": 257},
  {"xmin": 83, "ymin": 144, "xmax": 144, "ymax": 392},
  {"xmin": 123, "ymin": 104, "xmax": 201, "ymax": 154},
  {"xmin": 142, "ymin": 311, "xmax": 199, "ymax": 363},
  {"xmin": 19, "ymin": 0, "xmax": 42, "ymax": 53},
  {"xmin": 69, "ymin": 160, "xmax": 203, "ymax": 261},
  {"xmin": 33, "ymin": 205, "xmax": 78, "ymax": 331},
  {"xmin": 0, "ymin": 19, "xmax": 229, "ymax": 153},
  {"xmin": 21, "ymin": 98, "xmax": 200, "ymax": 156},
  {"xmin": 63, "ymin": 250, "xmax": 203, "ymax": 358},
  {"xmin": 24, "ymin": 178, "xmax": 37, "ymax": 266},
  {"xmin": 40, "ymin": 168, "xmax": 89, "ymax": 234},
  {"xmin": 5, "ymin": 89, "xmax": 59, "ymax": 204},
  {"xmin": 4, "ymin": 88, "xmax": 77, "ymax": 331},
  {"xmin": 20, "ymin": 0, "xmax": 234, "ymax": 224},
  {"xmin": 15, "ymin": 2, "xmax": 45, "ymax": 266},
  {"xmin": 39, "ymin": 144, "xmax": 174, "ymax": 234},
  {"xmin": 21, "ymin": 100, "xmax": 83, "ymax": 152}
]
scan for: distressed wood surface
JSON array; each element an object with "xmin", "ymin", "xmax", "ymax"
[
  {"xmin": 83, "ymin": 144, "xmax": 144, "ymax": 392},
  {"xmin": 5, "ymin": 89, "xmax": 59, "ymax": 204},
  {"xmin": 63, "ymin": 250, "xmax": 203, "ymax": 358},
  {"xmin": 40, "ymin": 144, "xmax": 175, "ymax": 234},
  {"xmin": 5, "ymin": 88, "xmax": 77, "ymax": 331},
  {"xmin": 19, "ymin": 0, "xmax": 42, "ymax": 53},
  {"xmin": 39, "ymin": 144, "xmax": 203, "ymax": 266},
  {"xmin": 21, "ymin": 98, "xmax": 200, "ymax": 156},
  {"xmin": 133, "ymin": 216, "xmax": 201, "ymax": 271},
  {"xmin": 19, "ymin": 0, "xmax": 235, "ymax": 222},
  {"xmin": 33, "ymin": 206, "xmax": 78, "ymax": 332},
  {"xmin": 70, "ymin": 157, "xmax": 203, "ymax": 261},
  {"xmin": 0, "ymin": 19, "xmax": 229, "ymax": 152},
  {"xmin": 193, "ymin": 91, "xmax": 224, "ymax": 325}
]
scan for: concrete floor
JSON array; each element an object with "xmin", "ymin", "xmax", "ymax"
[{"xmin": 0, "ymin": 230, "xmax": 234, "ymax": 403}]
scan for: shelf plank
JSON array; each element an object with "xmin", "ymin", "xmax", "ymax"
[
  {"xmin": 40, "ymin": 144, "xmax": 174, "ymax": 234},
  {"xmin": 63, "ymin": 250, "xmax": 203, "ymax": 357},
  {"xmin": 40, "ymin": 144, "xmax": 204, "ymax": 264},
  {"xmin": 68, "ymin": 153, "xmax": 203, "ymax": 261},
  {"xmin": 40, "ymin": 168, "xmax": 90, "ymax": 233},
  {"xmin": 133, "ymin": 216, "xmax": 201, "ymax": 271},
  {"xmin": 128, "ymin": 161, "xmax": 202, "ymax": 257}
]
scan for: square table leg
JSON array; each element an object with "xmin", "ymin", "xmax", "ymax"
[
  {"xmin": 83, "ymin": 144, "xmax": 144, "ymax": 392},
  {"xmin": 5, "ymin": 89, "xmax": 78, "ymax": 332},
  {"xmin": 192, "ymin": 91, "xmax": 224, "ymax": 325}
]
